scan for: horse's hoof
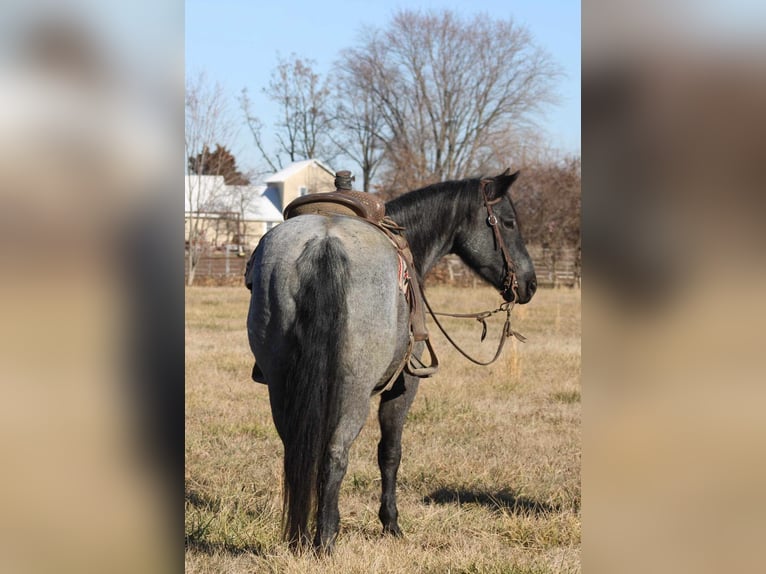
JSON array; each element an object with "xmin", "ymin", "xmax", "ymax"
[
  {"xmin": 383, "ymin": 525, "xmax": 403, "ymax": 537},
  {"xmin": 312, "ymin": 542, "xmax": 335, "ymax": 557}
]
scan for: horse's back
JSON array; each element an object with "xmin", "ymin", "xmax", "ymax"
[{"xmin": 247, "ymin": 214, "xmax": 410, "ymax": 393}]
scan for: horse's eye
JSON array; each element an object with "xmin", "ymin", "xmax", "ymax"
[{"xmin": 502, "ymin": 219, "xmax": 516, "ymax": 230}]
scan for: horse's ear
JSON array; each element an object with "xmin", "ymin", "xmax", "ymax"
[{"xmin": 493, "ymin": 169, "xmax": 520, "ymax": 196}]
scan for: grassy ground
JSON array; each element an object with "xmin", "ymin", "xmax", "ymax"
[{"xmin": 185, "ymin": 284, "xmax": 580, "ymax": 573}]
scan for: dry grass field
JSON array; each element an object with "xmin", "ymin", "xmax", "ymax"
[{"xmin": 185, "ymin": 284, "xmax": 580, "ymax": 573}]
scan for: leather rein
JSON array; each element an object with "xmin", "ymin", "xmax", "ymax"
[{"xmin": 415, "ymin": 178, "xmax": 526, "ymax": 368}]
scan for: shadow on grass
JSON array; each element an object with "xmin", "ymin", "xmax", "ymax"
[
  {"xmin": 423, "ymin": 487, "xmax": 560, "ymax": 515},
  {"xmin": 186, "ymin": 488, "xmax": 221, "ymax": 512},
  {"xmin": 185, "ymin": 537, "xmax": 266, "ymax": 557},
  {"xmin": 185, "ymin": 488, "xmax": 268, "ymax": 557}
]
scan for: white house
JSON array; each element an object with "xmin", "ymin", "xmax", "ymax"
[
  {"xmin": 184, "ymin": 174, "xmax": 226, "ymax": 213},
  {"xmin": 185, "ymin": 159, "xmax": 337, "ymax": 251},
  {"xmin": 262, "ymin": 159, "xmax": 336, "ymax": 212},
  {"xmin": 232, "ymin": 184, "xmax": 284, "ymax": 247}
]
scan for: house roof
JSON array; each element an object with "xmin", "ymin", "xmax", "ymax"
[
  {"xmin": 184, "ymin": 175, "xmax": 226, "ymax": 209},
  {"xmin": 265, "ymin": 159, "xmax": 335, "ymax": 183},
  {"xmin": 238, "ymin": 185, "xmax": 283, "ymax": 222}
]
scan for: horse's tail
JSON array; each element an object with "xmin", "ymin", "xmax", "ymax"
[{"xmin": 280, "ymin": 235, "xmax": 349, "ymax": 548}]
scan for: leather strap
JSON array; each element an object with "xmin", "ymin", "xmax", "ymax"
[
  {"xmin": 479, "ymin": 179, "xmax": 519, "ymax": 302},
  {"xmin": 418, "ymin": 282, "xmax": 525, "ymax": 367}
]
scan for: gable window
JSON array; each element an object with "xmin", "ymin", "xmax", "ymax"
[{"xmin": 299, "ymin": 186, "xmax": 308, "ymax": 197}]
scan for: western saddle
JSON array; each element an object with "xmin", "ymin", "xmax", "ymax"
[{"xmin": 249, "ymin": 170, "xmax": 438, "ymax": 391}]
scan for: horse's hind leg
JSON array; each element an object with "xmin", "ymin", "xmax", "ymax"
[
  {"xmin": 377, "ymin": 374, "xmax": 420, "ymax": 536},
  {"xmin": 314, "ymin": 398, "xmax": 369, "ymax": 554}
]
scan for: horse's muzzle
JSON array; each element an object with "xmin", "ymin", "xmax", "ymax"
[{"xmin": 504, "ymin": 276, "xmax": 537, "ymax": 304}]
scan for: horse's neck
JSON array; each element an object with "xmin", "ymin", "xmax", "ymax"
[{"xmin": 386, "ymin": 187, "xmax": 463, "ymax": 278}]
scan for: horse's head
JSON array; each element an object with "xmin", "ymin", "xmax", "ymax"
[{"xmin": 454, "ymin": 170, "xmax": 537, "ymax": 304}]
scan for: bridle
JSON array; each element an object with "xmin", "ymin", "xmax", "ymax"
[
  {"xmin": 479, "ymin": 178, "xmax": 519, "ymax": 303},
  {"xmin": 409, "ymin": 178, "xmax": 526, "ymax": 371}
]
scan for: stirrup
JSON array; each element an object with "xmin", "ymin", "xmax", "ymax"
[{"xmin": 405, "ymin": 336, "xmax": 439, "ymax": 378}]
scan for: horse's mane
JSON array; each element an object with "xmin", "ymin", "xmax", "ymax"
[
  {"xmin": 386, "ymin": 177, "xmax": 479, "ymax": 217},
  {"xmin": 385, "ymin": 178, "xmax": 481, "ymax": 272}
]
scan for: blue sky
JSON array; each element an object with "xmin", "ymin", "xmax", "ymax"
[{"xmin": 186, "ymin": 0, "xmax": 580, "ymax": 175}]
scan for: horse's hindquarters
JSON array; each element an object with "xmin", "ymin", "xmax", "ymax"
[{"xmin": 247, "ymin": 215, "xmax": 410, "ymax": 397}]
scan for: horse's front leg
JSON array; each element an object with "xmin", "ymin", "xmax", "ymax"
[{"xmin": 377, "ymin": 373, "xmax": 420, "ymax": 536}]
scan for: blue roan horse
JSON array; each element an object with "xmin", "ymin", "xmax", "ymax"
[{"xmin": 245, "ymin": 170, "xmax": 537, "ymax": 553}]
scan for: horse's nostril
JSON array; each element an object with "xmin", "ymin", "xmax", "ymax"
[{"xmin": 529, "ymin": 278, "xmax": 537, "ymax": 295}]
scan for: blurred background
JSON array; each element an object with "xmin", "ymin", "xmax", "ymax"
[
  {"xmin": 0, "ymin": 1, "xmax": 182, "ymax": 572},
  {"xmin": 583, "ymin": 1, "xmax": 766, "ymax": 573}
]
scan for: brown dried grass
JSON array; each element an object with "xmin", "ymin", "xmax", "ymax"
[{"xmin": 185, "ymin": 284, "xmax": 580, "ymax": 573}]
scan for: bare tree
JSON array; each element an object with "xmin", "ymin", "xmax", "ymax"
[
  {"xmin": 338, "ymin": 9, "xmax": 562, "ymax": 192},
  {"xmin": 225, "ymin": 175, "xmax": 261, "ymax": 248},
  {"xmin": 242, "ymin": 55, "xmax": 336, "ymax": 171},
  {"xmin": 330, "ymin": 60, "xmax": 387, "ymax": 192},
  {"xmin": 514, "ymin": 153, "xmax": 581, "ymax": 253},
  {"xmin": 185, "ymin": 72, "xmax": 236, "ymax": 285},
  {"xmin": 240, "ymin": 88, "xmax": 279, "ymax": 175}
]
